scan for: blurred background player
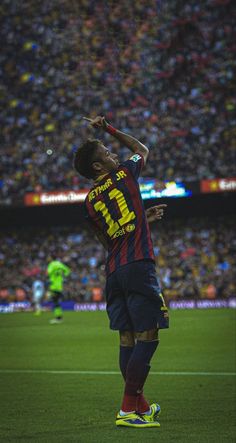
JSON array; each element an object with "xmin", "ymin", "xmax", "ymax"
[
  {"xmin": 32, "ymin": 278, "xmax": 45, "ymax": 316},
  {"xmin": 47, "ymin": 259, "xmax": 71, "ymax": 324}
]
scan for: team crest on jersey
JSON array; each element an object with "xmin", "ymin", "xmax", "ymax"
[
  {"xmin": 125, "ymin": 224, "xmax": 135, "ymax": 232},
  {"xmin": 130, "ymin": 154, "xmax": 141, "ymax": 162}
]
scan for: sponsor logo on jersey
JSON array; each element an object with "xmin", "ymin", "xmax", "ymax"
[
  {"xmin": 112, "ymin": 224, "xmax": 136, "ymax": 239},
  {"xmin": 112, "ymin": 227, "xmax": 126, "ymax": 239}
]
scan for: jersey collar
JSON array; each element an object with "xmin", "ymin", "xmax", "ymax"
[{"xmin": 94, "ymin": 173, "xmax": 109, "ymax": 184}]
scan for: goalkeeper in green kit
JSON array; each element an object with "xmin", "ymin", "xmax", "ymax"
[{"xmin": 47, "ymin": 260, "xmax": 71, "ymax": 324}]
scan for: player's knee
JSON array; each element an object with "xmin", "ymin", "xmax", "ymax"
[
  {"xmin": 119, "ymin": 330, "xmax": 135, "ymax": 347},
  {"xmin": 136, "ymin": 328, "xmax": 159, "ymax": 341}
]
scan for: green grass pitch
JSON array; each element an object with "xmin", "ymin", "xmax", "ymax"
[{"xmin": 0, "ymin": 309, "xmax": 235, "ymax": 443}]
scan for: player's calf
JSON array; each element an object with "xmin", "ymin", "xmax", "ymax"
[{"xmin": 120, "ymin": 329, "xmax": 159, "ymax": 414}]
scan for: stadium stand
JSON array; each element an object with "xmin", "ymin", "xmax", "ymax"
[
  {"xmin": 0, "ymin": 217, "xmax": 235, "ymax": 303},
  {"xmin": 0, "ymin": 0, "xmax": 235, "ymax": 203}
]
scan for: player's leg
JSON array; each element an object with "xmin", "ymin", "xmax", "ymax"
[
  {"xmin": 31, "ymin": 298, "xmax": 36, "ymax": 314},
  {"xmin": 134, "ymin": 329, "xmax": 161, "ymax": 419},
  {"xmin": 119, "ymin": 330, "xmax": 135, "ymax": 380},
  {"xmin": 37, "ymin": 292, "xmax": 43, "ymax": 315},
  {"xmin": 116, "ymin": 327, "xmax": 161, "ymax": 428},
  {"xmin": 106, "ymin": 287, "xmax": 135, "ymax": 380},
  {"xmin": 35, "ymin": 299, "xmax": 41, "ymax": 315},
  {"xmin": 50, "ymin": 291, "xmax": 63, "ymax": 323},
  {"xmin": 119, "ymin": 330, "xmax": 151, "ymax": 414},
  {"xmin": 106, "ymin": 275, "xmax": 136, "ymax": 381},
  {"xmin": 32, "ymin": 293, "xmax": 41, "ymax": 315},
  {"xmin": 120, "ymin": 328, "xmax": 159, "ymax": 415},
  {"xmin": 117, "ymin": 260, "xmax": 169, "ymax": 424},
  {"xmin": 106, "ymin": 268, "xmax": 162, "ymax": 428},
  {"xmin": 106, "ymin": 273, "xmax": 159, "ymax": 427}
]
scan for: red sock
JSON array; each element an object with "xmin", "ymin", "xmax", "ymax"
[
  {"xmin": 120, "ymin": 341, "xmax": 158, "ymax": 413},
  {"xmin": 121, "ymin": 393, "xmax": 138, "ymax": 412},
  {"xmin": 137, "ymin": 392, "xmax": 150, "ymax": 413}
]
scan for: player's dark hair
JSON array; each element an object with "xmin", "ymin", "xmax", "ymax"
[{"xmin": 73, "ymin": 139, "xmax": 102, "ymax": 179}]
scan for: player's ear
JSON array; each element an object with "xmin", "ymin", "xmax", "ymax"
[{"xmin": 93, "ymin": 161, "xmax": 102, "ymax": 173}]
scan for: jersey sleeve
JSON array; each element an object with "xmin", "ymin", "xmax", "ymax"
[
  {"xmin": 60, "ymin": 263, "xmax": 71, "ymax": 276},
  {"xmin": 122, "ymin": 153, "xmax": 144, "ymax": 179}
]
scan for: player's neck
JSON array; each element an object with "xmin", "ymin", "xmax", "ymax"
[{"xmin": 94, "ymin": 172, "xmax": 109, "ymax": 184}]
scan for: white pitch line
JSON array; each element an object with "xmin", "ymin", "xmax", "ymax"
[{"xmin": 0, "ymin": 369, "xmax": 235, "ymax": 376}]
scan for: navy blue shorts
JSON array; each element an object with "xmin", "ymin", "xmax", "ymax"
[{"xmin": 105, "ymin": 260, "xmax": 169, "ymax": 332}]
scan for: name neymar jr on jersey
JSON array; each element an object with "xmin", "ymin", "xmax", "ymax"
[{"xmin": 88, "ymin": 170, "xmax": 127, "ymax": 202}]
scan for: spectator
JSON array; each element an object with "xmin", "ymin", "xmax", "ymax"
[{"xmin": 0, "ymin": 216, "xmax": 235, "ymax": 303}]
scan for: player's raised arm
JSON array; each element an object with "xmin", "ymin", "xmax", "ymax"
[{"xmin": 83, "ymin": 116, "xmax": 149, "ymax": 164}]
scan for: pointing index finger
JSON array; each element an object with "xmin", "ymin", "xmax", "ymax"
[{"xmin": 83, "ymin": 117, "xmax": 93, "ymax": 122}]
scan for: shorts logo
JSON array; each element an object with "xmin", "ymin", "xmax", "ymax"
[
  {"xmin": 125, "ymin": 224, "xmax": 135, "ymax": 232},
  {"xmin": 130, "ymin": 154, "xmax": 141, "ymax": 162}
]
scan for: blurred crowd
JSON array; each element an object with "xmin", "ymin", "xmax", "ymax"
[
  {"xmin": 0, "ymin": 216, "xmax": 235, "ymax": 304},
  {"xmin": 1, "ymin": 0, "xmax": 235, "ymax": 204}
]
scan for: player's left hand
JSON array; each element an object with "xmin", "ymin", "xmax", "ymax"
[
  {"xmin": 83, "ymin": 116, "xmax": 108, "ymax": 129},
  {"xmin": 146, "ymin": 204, "xmax": 167, "ymax": 222}
]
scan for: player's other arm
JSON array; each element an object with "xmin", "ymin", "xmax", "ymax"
[
  {"xmin": 146, "ymin": 204, "xmax": 167, "ymax": 223},
  {"xmin": 61, "ymin": 263, "xmax": 71, "ymax": 277},
  {"xmin": 83, "ymin": 116, "xmax": 149, "ymax": 164},
  {"xmin": 94, "ymin": 229, "xmax": 108, "ymax": 251},
  {"xmin": 86, "ymin": 217, "xmax": 108, "ymax": 251}
]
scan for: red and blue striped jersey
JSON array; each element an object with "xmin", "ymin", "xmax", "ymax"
[{"xmin": 84, "ymin": 154, "xmax": 155, "ymax": 276}]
